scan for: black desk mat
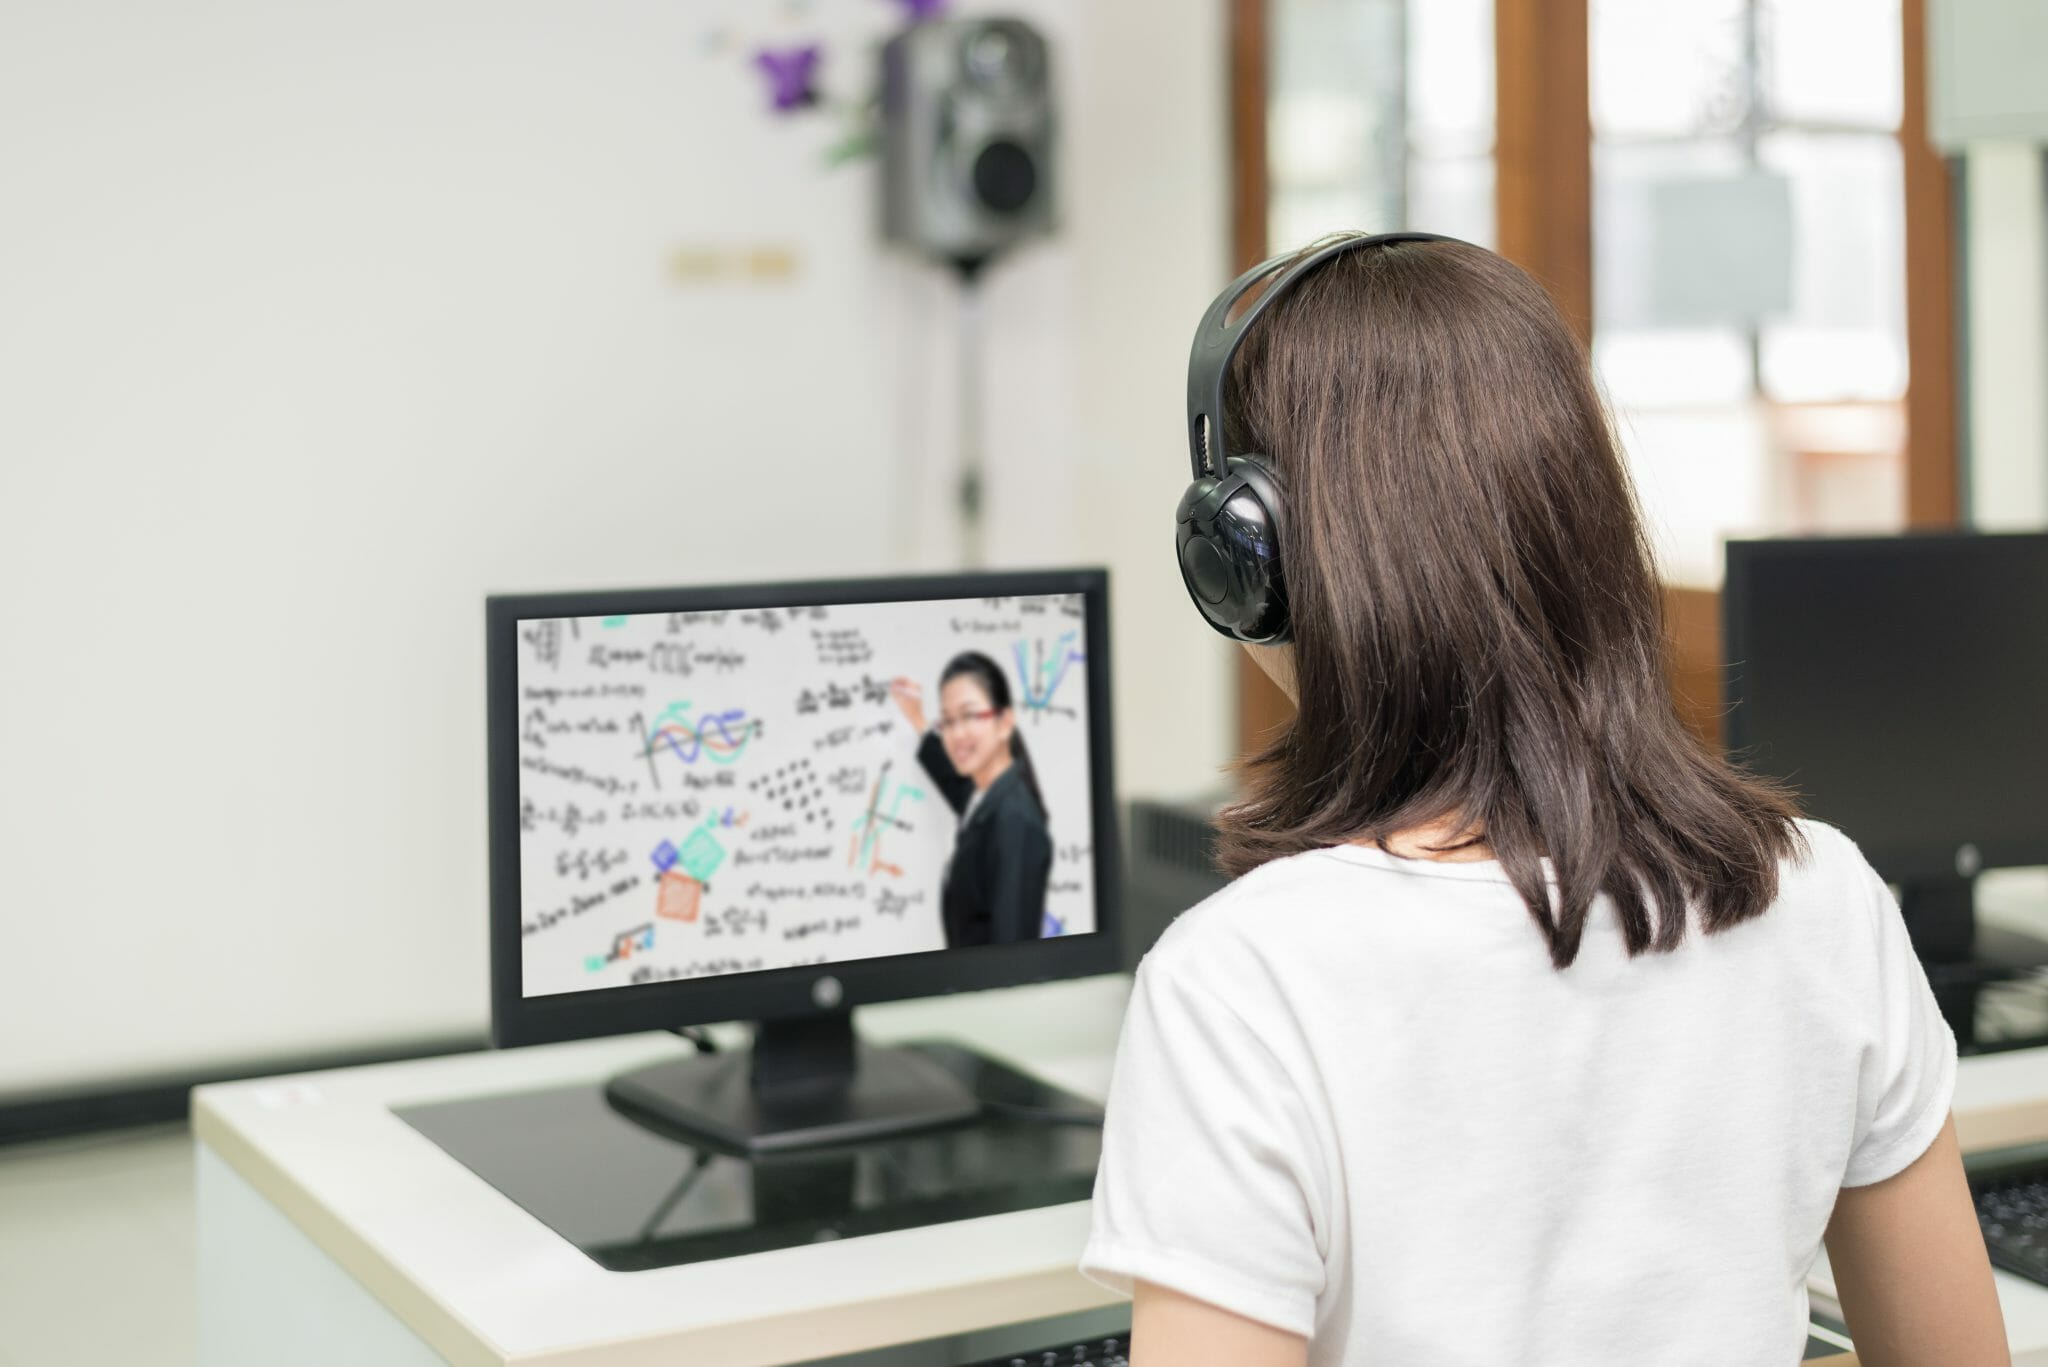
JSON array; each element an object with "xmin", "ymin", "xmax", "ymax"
[{"xmin": 396, "ymin": 1040, "xmax": 1102, "ymax": 1272}]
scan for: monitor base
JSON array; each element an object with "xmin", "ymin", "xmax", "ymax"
[
  {"xmin": 397, "ymin": 1039, "xmax": 1103, "ymax": 1270},
  {"xmin": 605, "ymin": 1017, "xmax": 984, "ymax": 1154},
  {"xmin": 1924, "ymin": 922, "xmax": 2048, "ymax": 1053},
  {"xmin": 1898, "ymin": 875, "xmax": 2048, "ymax": 1051}
]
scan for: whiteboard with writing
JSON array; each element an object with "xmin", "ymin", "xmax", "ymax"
[{"xmin": 515, "ymin": 593, "xmax": 1095, "ymax": 997}]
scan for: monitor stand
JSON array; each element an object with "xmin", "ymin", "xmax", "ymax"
[
  {"xmin": 603, "ymin": 1009, "xmax": 984, "ymax": 1154},
  {"xmin": 398, "ymin": 1038, "xmax": 1104, "ymax": 1270},
  {"xmin": 1903, "ymin": 876, "xmax": 2048, "ymax": 1052}
]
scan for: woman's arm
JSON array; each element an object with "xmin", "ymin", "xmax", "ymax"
[
  {"xmin": 1132, "ymin": 1281, "xmax": 1308, "ymax": 1367},
  {"xmin": 888, "ymin": 677, "xmax": 928, "ymax": 734},
  {"xmin": 894, "ymin": 676, "xmax": 974, "ymax": 814},
  {"xmin": 1824, "ymin": 1113, "xmax": 2008, "ymax": 1366},
  {"xmin": 912, "ymin": 729, "xmax": 973, "ymax": 816}
]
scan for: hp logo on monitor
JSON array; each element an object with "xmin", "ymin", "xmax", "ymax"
[{"xmin": 812, "ymin": 975, "xmax": 845, "ymax": 1010}]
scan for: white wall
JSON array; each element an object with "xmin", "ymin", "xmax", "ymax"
[
  {"xmin": 1066, "ymin": 2, "xmax": 1236, "ymax": 800},
  {"xmin": 1961, "ymin": 143, "xmax": 2048, "ymax": 528},
  {"xmin": 0, "ymin": 0, "xmax": 1229, "ymax": 1097},
  {"xmin": 1929, "ymin": 0, "xmax": 2048, "ymax": 524},
  {"xmin": 1930, "ymin": 0, "xmax": 2048, "ymax": 147}
]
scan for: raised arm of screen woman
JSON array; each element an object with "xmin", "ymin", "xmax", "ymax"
[{"xmin": 892, "ymin": 677, "xmax": 974, "ymax": 816}]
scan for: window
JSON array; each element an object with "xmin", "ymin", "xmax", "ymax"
[
  {"xmin": 1267, "ymin": 0, "xmax": 1494, "ymax": 251},
  {"xmin": 1592, "ymin": 0, "xmax": 1908, "ymax": 585}
]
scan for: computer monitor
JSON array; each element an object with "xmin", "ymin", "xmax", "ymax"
[
  {"xmin": 1723, "ymin": 532, "xmax": 2048, "ymax": 1036},
  {"xmin": 486, "ymin": 569, "xmax": 1120, "ymax": 1152}
]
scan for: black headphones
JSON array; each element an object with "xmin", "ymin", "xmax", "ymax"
[{"xmin": 1176, "ymin": 230, "xmax": 1465, "ymax": 644}]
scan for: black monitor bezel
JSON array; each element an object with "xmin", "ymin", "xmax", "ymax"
[
  {"xmin": 487, "ymin": 568, "xmax": 1122, "ymax": 1049},
  {"xmin": 1722, "ymin": 529, "xmax": 2048, "ymax": 882}
]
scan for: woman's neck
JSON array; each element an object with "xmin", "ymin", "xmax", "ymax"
[
  {"xmin": 1367, "ymin": 815, "xmax": 1493, "ymax": 863},
  {"xmin": 970, "ymin": 750, "xmax": 1014, "ymax": 793}
]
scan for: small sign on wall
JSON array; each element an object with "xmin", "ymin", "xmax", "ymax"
[{"xmin": 667, "ymin": 246, "xmax": 803, "ymax": 285}]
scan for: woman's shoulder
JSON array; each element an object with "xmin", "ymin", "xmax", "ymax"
[
  {"xmin": 1136, "ymin": 818, "xmax": 1879, "ymax": 986},
  {"xmin": 1769, "ymin": 817, "xmax": 1899, "ymax": 938},
  {"xmin": 1134, "ymin": 846, "xmax": 1369, "ymax": 990},
  {"xmin": 987, "ymin": 768, "xmax": 1048, "ymax": 824},
  {"xmin": 1755, "ymin": 817, "xmax": 1888, "ymax": 912}
]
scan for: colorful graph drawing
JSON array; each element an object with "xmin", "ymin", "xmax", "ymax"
[
  {"xmin": 848, "ymin": 760, "xmax": 925, "ymax": 876},
  {"xmin": 657, "ymin": 871, "xmax": 704, "ymax": 923},
  {"xmin": 677, "ymin": 817, "xmax": 727, "ymax": 883},
  {"xmin": 1041, "ymin": 911, "xmax": 1065, "ymax": 938},
  {"xmin": 1013, "ymin": 632, "xmax": 1086, "ymax": 716},
  {"xmin": 637, "ymin": 701, "xmax": 760, "ymax": 788},
  {"xmin": 586, "ymin": 923, "xmax": 656, "ymax": 972},
  {"xmin": 651, "ymin": 840, "xmax": 679, "ymax": 874}
]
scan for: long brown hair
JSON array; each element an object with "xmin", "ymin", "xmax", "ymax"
[{"xmin": 1214, "ymin": 234, "xmax": 1804, "ymax": 969}]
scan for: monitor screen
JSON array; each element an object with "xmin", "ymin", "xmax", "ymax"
[
  {"xmin": 1723, "ymin": 532, "xmax": 2048, "ymax": 881},
  {"xmin": 508, "ymin": 584, "xmax": 1102, "ymax": 1002}
]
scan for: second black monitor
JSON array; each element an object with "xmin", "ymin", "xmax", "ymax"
[{"xmin": 1722, "ymin": 531, "xmax": 2048, "ymax": 885}]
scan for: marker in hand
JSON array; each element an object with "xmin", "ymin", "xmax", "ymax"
[{"xmin": 889, "ymin": 677, "xmax": 928, "ymax": 734}]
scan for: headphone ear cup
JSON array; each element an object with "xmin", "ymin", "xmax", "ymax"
[{"xmin": 1174, "ymin": 455, "xmax": 1290, "ymax": 644}]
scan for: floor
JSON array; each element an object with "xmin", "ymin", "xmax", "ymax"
[{"xmin": 0, "ymin": 1123, "xmax": 196, "ymax": 1367}]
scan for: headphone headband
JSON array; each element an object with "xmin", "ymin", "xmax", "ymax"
[
  {"xmin": 1174, "ymin": 228, "xmax": 1473, "ymax": 644},
  {"xmin": 1183, "ymin": 230, "xmax": 1459, "ymax": 481}
]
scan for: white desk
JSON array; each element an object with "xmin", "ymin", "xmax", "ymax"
[
  {"xmin": 193, "ymin": 975, "xmax": 1133, "ymax": 1367},
  {"xmin": 196, "ymin": 970, "xmax": 2048, "ymax": 1366}
]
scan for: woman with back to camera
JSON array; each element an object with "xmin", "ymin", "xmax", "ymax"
[
  {"xmin": 1078, "ymin": 233, "xmax": 2007, "ymax": 1366},
  {"xmin": 889, "ymin": 651, "xmax": 1052, "ymax": 947}
]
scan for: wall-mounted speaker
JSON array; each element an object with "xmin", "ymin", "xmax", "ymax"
[{"xmin": 880, "ymin": 17, "xmax": 1056, "ymax": 268}]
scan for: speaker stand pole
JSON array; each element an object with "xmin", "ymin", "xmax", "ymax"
[{"xmin": 952, "ymin": 254, "xmax": 989, "ymax": 568}]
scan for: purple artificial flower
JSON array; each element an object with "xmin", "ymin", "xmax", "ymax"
[{"xmin": 753, "ymin": 45, "xmax": 821, "ymax": 112}]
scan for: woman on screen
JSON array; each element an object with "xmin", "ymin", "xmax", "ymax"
[
  {"xmin": 889, "ymin": 653, "xmax": 1052, "ymax": 948},
  {"xmin": 1078, "ymin": 235, "xmax": 2005, "ymax": 1365}
]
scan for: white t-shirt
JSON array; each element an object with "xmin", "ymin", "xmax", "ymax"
[{"xmin": 1081, "ymin": 819, "xmax": 1956, "ymax": 1365}]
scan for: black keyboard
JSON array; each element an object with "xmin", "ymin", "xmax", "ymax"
[
  {"xmin": 786, "ymin": 1305, "xmax": 1130, "ymax": 1366},
  {"xmin": 787, "ymin": 1303, "xmax": 1848, "ymax": 1364},
  {"xmin": 1973, "ymin": 1164, "xmax": 2048, "ymax": 1283},
  {"xmin": 963, "ymin": 1336, "xmax": 1128, "ymax": 1367}
]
